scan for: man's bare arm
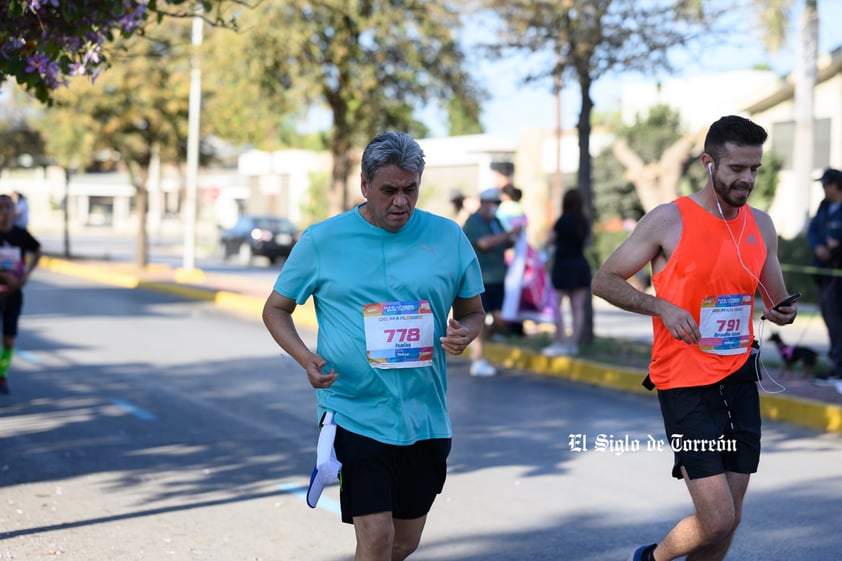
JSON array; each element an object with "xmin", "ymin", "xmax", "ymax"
[
  {"xmin": 262, "ymin": 291, "xmax": 337, "ymax": 389},
  {"xmin": 440, "ymin": 295, "xmax": 485, "ymax": 356},
  {"xmin": 592, "ymin": 203, "xmax": 700, "ymax": 344}
]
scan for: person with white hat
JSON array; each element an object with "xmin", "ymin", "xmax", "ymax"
[{"xmin": 462, "ymin": 187, "xmax": 522, "ymax": 376}]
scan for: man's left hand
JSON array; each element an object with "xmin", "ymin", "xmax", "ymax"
[{"xmin": 440, "ymin": 317, "xmax": 476, "ymax": 356}]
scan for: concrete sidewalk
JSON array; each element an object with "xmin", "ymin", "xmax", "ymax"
[{"xmin": 38, "ymin": 254, "xmax": 842, "ymax": 434}]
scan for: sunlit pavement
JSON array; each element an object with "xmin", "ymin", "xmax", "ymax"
[{"xmin": 38, "ymin": 254, "xmax": 842, "ymax": 434}]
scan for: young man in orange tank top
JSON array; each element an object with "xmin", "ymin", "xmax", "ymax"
[{"xmin": 592, "ymin": 115, "xmax": 798, "ymax": 561}]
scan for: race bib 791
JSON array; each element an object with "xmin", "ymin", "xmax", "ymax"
[{"xmin": 698, "ymin": 294, "xmax": 752, "ymax": 355}]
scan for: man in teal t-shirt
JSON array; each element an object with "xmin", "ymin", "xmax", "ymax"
[{"xmin": 263, "ymin": 131, "xmax": 485, "ymax": 561}]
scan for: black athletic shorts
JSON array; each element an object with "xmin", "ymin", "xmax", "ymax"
[
  {"xmin": 2, "ymin": 290, "xmax": 23, "ymax": 338},
  {"xmin": 658, "ymin": 378, "xmax": 761, "ymax": 480},
  {"xmin": 333, "ymin": 425, "xmax": 451, "ymax": 525}
]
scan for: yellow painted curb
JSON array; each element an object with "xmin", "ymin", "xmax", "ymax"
[
  {"xmin": 41, "ymin": 256, "xmax": 140, "ymax": 288},
  {"xmin": 759, "ymin": 392, "xmax": 842, "ymax": 433},
  {"xmin": 137, "ymin": 281, "xmax": 216, "ymax": 301},
  {"xmin": 215, "ymin": 291, "xmax": 264, "ymax": 319},
  {"xmin": 174, "ymin": 267, "xmax": 207, "ymax": 284},
  {"xmin": 487, "ymin": 343, "xmax": 842, "ymax": 434}
]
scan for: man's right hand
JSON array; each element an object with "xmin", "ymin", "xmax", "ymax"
[
  {"xmin": 816, "ymin": 244, "xmax": 832, "ymax": 262},
  {"xmin": 305, "ymin": 352, "xmax": 338, "ymax": 389},
  {"xmin": 657, "ymin": 300, "xmax": 700, "ymax": 345}
]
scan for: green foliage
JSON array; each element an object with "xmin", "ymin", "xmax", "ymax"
[
  {"xmin": 751, "ymin": 153, "xmax": 783, "ymax": 212},
  {"xmin": 592, "ymin": 104, "xmax": 687, "ymax": 221},
  {"xmin": 591, "ymin": 148, "xmax": 644, "ymax": 222},
  {"xmin": 447, "ymin": 94, "xmax": 484, "ymax": 136},
  {"xmin": 0, "ymin": 126, "xmax": 45, "ymax": 172},
  {"xmin": 618, "ymin": 104, "xmax": 683, "ymax": 163},
  {"xmin": 201, "ymin": 24, "xmax": 308, "ymax": 151},
  {"xmin": 39, "ymin": 17, "xmax": 195, "ymax": 172},
  {"xmin": 483, "ymin": 0, "xmax": 722, "ymax": 247},
  {"xmin": 778, "ymin": 233, "xmax": 818, "ymax": 303},
  {"xmin": 299, "ymin": 170, "xmax": 332, "ymax": 227},
  {"xmin": 0, "ymin": 86, "xmax": 47, "ymax": 171},
  {"xmin": 589, "ymin": 229, "xmax": 631, "ymax": 270},
  {"xmin": 0, "ymin": 1, "xmax": 243, "ymax": 104},
  {"xmin": 233, "ymin": 1, "xmax": 482, "ymax": 211}
]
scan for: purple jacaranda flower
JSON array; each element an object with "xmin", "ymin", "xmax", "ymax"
[
  {"xmin": 25, "ymin": 52, "xmax": 50, "ymax": 74},
  {"xmin": 22, "ymin": 0, "xmax": 60, "ymax": 12}
]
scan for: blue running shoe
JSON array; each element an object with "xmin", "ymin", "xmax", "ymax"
[{"xmin": 627, "ymin": 544, "xmax": 656, "ymax": 561}]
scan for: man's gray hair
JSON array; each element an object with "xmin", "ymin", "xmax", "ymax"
[{"xmin": 361, "ymin": 132, "xmax": 426, "ymax": 182}]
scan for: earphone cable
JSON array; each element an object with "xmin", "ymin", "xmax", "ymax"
[
  {"xmin": 754, "ymin": 316, "xmax": 787, "ymax": 394},
  {"xmin": 714, "ymin": 188, "xmax": 784, "ymax": 393}
]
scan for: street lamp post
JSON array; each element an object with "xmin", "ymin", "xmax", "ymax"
[{"xmin": 183, "ymin": 4, "xmax": 203, "ymax": 271}]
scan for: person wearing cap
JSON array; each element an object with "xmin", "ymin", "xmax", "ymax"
[
  {"xmin": 807, "ymin": 168, "xmax": 842, "ymax": 382},
  {"xmin": 448, "ymin": 187, "xmax": 473, "ymax": 226},
  {"xmin": 462, "ymin": 186, "xmax": 522, "ymax": 376},
  {"xmin": 263, "ymin": 132, "xmax": 486, "ymax": 561}
]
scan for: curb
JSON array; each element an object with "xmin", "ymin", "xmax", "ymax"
[
  {"xmin": 39, "ymin": 256, "xmax": 842, "ymax": 434},
  {"xmin": 487, "ymin": 344, "xmax": 842, "ymax": 434}
]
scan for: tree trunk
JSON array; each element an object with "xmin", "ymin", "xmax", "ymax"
[
  {"xmin": 328, "ymin": 92, "xmax": 352, "ymax": 216},
  {"xmin": 135, "ymin": 184, "xmax": 149, "ymax": 269},
  {"xmin": 577, "ymin": 75, "xmax": 595, "ymax": 346},
  {"xmin": 788, "ymin": 2, "xmax": 818, "ymax": 237},
  {"xmin": 330, "ymin": 134, "xmax": 351, "ymax": 216},
  {"xmin": 127, "ymin": 162, "xmax": 150, "ymax": 269},
  {"xmin": 63, "ymin": 168, "xmax": 72, "ymax": 258},
  {"xmin": 613, "ymin": 130, "xmax": 704, "ymax": 213}
]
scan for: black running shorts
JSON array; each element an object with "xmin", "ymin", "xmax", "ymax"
[
  {"xmin": 658, "ymin": 380, "xmax": 761, "ymax": 480},
  {"xmin": 333, "ymin": 425, "xmax": 451, "ymax": 524},
  {"xmin": 2, "ymin": 290, "xmax": 23, "ymax": 338}
]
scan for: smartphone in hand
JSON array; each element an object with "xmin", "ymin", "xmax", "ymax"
[{"xmin": 761, "ymin": 292, "xmax": 801, "ymax": 320}]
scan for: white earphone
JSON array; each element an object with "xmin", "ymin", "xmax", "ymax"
[{"xmin": 708, "ymin": 162, "xmax": 724, "ymax": 216}]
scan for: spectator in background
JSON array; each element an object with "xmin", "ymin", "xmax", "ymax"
[
  {"xmin": 494, "ymin": 173, "xmax": 528, "ymax": 337},
  {"xmin": 490, "ymin": 161, "xmax": 515, "ymax": 189},
  {"xmin": 448, "ymin": 188, "xmax": 475, "ymax": 226},
  {"xmin": 543, "ymin": 189, "xmax": 591, "ymax": 357},
  {"xmin": 11, "ymin": 192, "xmax": 28, "ymax": 229},
  {"xmin": 807, "ymin": 168, "xmax": 842, "ymax": 383},
  {"xmin": 496, "ymin": 184, "xmax": 527, "ymax": 232},
  {"xmin": 463, "ymin": 187, "xmax": 521, "ymax": 376}
]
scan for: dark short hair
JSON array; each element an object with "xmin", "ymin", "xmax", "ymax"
[
  {"xmin": 501, "ymin": 184, "xmax": 522, "ymax": 201},
  {"xmin": 704, "ymin": 115, "xmax": 768, "ymax": 164},
  {"xmin": 361, "ymin": 132, "xmax": 425, "ymax": 183}
]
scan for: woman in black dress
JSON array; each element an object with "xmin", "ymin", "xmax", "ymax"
[{"xmin": 543, "ymin": 189, "xmax": 591, "ymax": 356}]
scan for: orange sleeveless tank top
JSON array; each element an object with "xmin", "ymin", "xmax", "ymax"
[{"xmin": 649, "ymin": 196, "xmax": 766, "ymax": 389}]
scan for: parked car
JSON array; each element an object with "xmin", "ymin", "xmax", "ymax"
[{"xmin": 220, "ymin": 215, "xmax": 299, "ymax": 264}]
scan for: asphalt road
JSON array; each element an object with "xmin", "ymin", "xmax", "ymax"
[{"xmin": 1, "ymin": 270, "xmax": 841, "ymax": 561}]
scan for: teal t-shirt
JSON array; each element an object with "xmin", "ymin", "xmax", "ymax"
[{"xmin": 274, "ymin": 205, "xmax": 484, "ymax": 445}]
